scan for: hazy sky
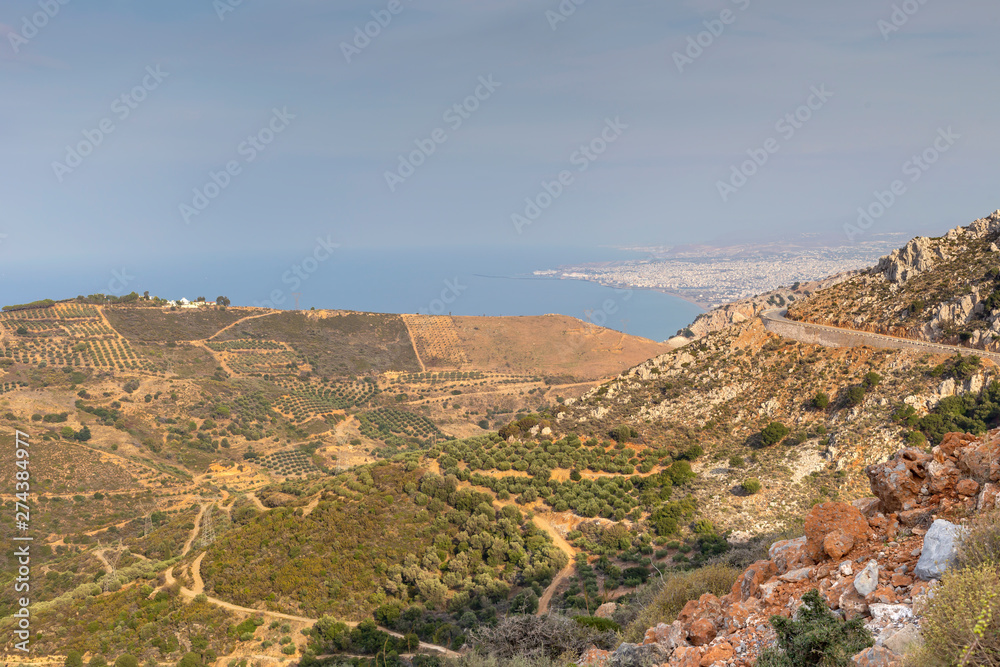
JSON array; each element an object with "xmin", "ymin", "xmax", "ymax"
[{"xmin": 2, "ymin": 0, "xmax": 999, "ymax": 270}]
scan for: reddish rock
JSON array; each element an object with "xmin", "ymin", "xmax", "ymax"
[
  {"xmin": 885, "ymin": 514, "xmax": 899, "ymax": 541},
  {"xmin": 927, "ymin": 458, "xmax": 961, "ymax": 495},
  {"xmin": 722, "ymin": 599, "xmax": 757, "ymax": 634},
  {"xmin": 839, "ymin": 588, "xmax": 869, "ymax": 619},
  {"xmin": 890, "ymin": 573, "xmax": 913, "ymax": 587},
  {"xmin": 688, "ymin": 618, "xmax": 716, "ymax": 646},
  {"xmin": 956, "ymin": 478, "xmax": 980, "ymax": 497},
  {"xmin": 672, "ymin": 646, "xmax": 704, "ymax": 667},
  {"xmin": 866, "ymin": 448, "xmax": 933, "ymax": 513},
  {"xmin": 730, "ymin": 560, "xmax": 776, "ymax": 602},
  {"xmin": 768, "ymin": 536, "xmax": 811, "ymax": 574},
  {"xmin": 851, "ymin": 646, "xmax": 903, "ymax": 666},
  {"xmin": 938, "ymin": 431, "xmax": 977, "ymax": 458},
  {"xmin": 898, "ymin": 507, "xmax": 933, "ymax": 527},
  {"xmin": 823, "ymin": 529, "xmax": 855, "ymax": 560},
  {"xmin": 978, "ymin": 482, "xmax": 1000, "ymax": 511},
  {"xmin": 577, "ymin": 646, "xmax": 610, "ymax": 667},
  {"xmin": 678, "ymin": 599, "xmax": 701, "ymax": 623},
  {"xmin": 865, "ymin": 585, "xmax": 898, "ymax": 604},
  {"xmin": 953, "ymin": 433, "xmax": 1000, "ymax": 483},
  {"xmin": 852, "ymin": 497, "xmax": 883, "ymax": 517},
  {"xmin": 699, "ymin": 641, "xmax": 734, "ymax": 666},
  {"xmin": 805, "ymin": 502, "xmax": 870, "ymax": 561}
]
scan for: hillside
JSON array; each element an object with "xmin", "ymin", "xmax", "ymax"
[
  {"xmin": 0, "ymin": 301, "xmax": 667, "ymax": 663},
  {"xmin": 789, "ymin": 209, "xmax": 1000, "ymax": 351},
  {"xmin": 3, "ymin": 240, "xmax": 1000, "ymax": 666}
]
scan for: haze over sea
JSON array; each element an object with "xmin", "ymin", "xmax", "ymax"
[{"xmin": 2, "ymin": 247, "xmax": 702, "ymax": 343}]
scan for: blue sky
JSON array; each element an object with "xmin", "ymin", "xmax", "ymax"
[{"xmin": 2, "ymin": 0, "xmax": 999, "ymax": 273}]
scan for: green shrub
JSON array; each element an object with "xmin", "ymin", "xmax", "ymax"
[
  {"xmin": 812, "ymin": 392, "xmax": 830, "ymax": 409},
  {"xmin": 757, "ymin": 590, "xmax": 872, "ymax": 666},
  {"xmin": 728, "ymin": 456, "xmax": 744, "ymax": 468},
  {"xmin": 742, "ymin": 478, "xmax": 763, "ymax": 495},
  {"xmin": 761, "ymin": 422, "xmax": 789, "ymax": 446},
  {"xmin": 66, "ymin": 651, "xmax": 84, "ymax": 667},
  {"xmin": 573, "ymin": 616, "xmax": 621, "ymax": 633},
  {"xmin": 845, "ymin": 386, "xmax": 866, "ymax": 407}
]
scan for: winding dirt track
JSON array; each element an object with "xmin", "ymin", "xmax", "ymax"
[
  {"xmin": 158, "ymin": 498, "xmax": 460, "ymax": 658},
  {"xmin": 533, "ymin": 515, "xmax": 576, "ymax": 615}
]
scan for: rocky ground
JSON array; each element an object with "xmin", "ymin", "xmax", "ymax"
[
  {"xmin": 790, "ymin": 210, "xmax": 1000, "ymax": 352},
  {"xmin": 578, "ymin": 428, "xmax": 1000, "ymax": 666}
]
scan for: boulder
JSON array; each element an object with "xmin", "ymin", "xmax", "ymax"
[
  {"xmin": 915, "ymin": 519, "xmax": 964, "ymax": 580},
  {"xmin": 687, "ymin": 618, "xmax": 716, "ymax": 646},
  {"xmin": 594, "ymin": 602, "xmax": 617, "ymax": 619},
  {"xmin": 854, "ymin": 561, "xmax": 879, "ymax": 597},
  {"xmin": 977, "ymin": 482, "xmax": 1000, "ymax": 511},
  {"xmin": 824, "ymin": 529, "xmax": 855, "ymax": 560},
  {"xmin": 730, "ymin": 560, "xmax": 776, "ymax": 602},
  {"xmin": 698, "ymin": 641, "xmax": 733, "ymax": 666},
  {"xmin": 851, "ymin": 646, "xmax": 903, "ymax": 666},
  {"xmin": 671, "ymin": 647, "xmax": 704, "ymax": 667},
  {"xmin": 642, "ymin": 621, "xmax": 686, "ymax": 650},
  {"xmin": 607, "ymin": 643, "xmax": 671, "ymax": 667},
  {"xmin": 881, "ymin": 625, "xmax": 924, "ymax": 655},
  {"xmin": 956, "ymin": 478, "xmax": 980, "ymax": 497},
  {"xmin": 805, "ymin": 502, "xmax": 870, "ymax": 561},
  {"xmin": 768, "ymin": 536, "xmax": 811, "ymax": 574},
  {"xmin": 866, "ymin": 448, "xmax": 932, "ymax": 513},
  {"xmin": 577, "ymin": 646, "xmax": 611, "ymax": 667}
]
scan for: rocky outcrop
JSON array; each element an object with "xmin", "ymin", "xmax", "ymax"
[
  {"xmin": 583, "ymin": 428, "xmax": 1000, "ymax": 666},
  {"xmin": 873, "ymin": 237, "xmax": 951, "ymax": 284},
  {"xmin": 873, "ymin": 210, "xmax": 1000, "ymax": 285}
]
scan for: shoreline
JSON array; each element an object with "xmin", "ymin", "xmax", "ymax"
[{"xmin": 553, "ymin": 274, "xmax": 718, "ymax": 311}]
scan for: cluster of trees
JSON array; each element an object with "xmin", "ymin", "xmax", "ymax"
[
  {"xmin": 2, "ymin": 298, "xmax": 56, "ymax": 312},
  {"xmin": 895, "ymin": 379, "xmax": 1000, "ymax": 444}
]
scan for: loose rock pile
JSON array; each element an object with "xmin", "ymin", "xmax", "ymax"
[{"xmin": 579, "ymin": 430, "xmax": 1000, "ymax": 666}]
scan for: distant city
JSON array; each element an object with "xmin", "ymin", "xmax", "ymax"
[{"xmin": 541, "ymin": 234, "xmax": 908, "ymax": 308}]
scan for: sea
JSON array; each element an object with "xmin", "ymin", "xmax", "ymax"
[{"xmin": 2, "ymin": 246, "xmax": 703, "ymax": 342}]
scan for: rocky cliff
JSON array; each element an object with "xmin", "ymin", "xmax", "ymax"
[
  {"xmin": 790, "ymin": 210, "xmax": 1000, "ymax": 352},
  {"xmin": 580, "ymin": 429, "xmax": 1000, "ymax": 666}
]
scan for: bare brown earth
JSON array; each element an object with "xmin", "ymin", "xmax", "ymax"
[{"xmin": 438, "ymin": 314, "xmax": 673, "ymax": 379}]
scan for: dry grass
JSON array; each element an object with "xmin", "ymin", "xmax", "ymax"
[
  {"xmin": 906, "ymin": 563, "xmax": 1000, "ymax": 667},
  {"xmin": 621, "ymin": 564, "xmax": 740, "ymax": 642},
  {"xmin": 956, "ymin": 509, "xmax": 1000, "ymax": 572}
]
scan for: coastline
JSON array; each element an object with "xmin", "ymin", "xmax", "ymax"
[{"xmin": 553, "ymin": 274, "xmax": 717, "ymax": 311}]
